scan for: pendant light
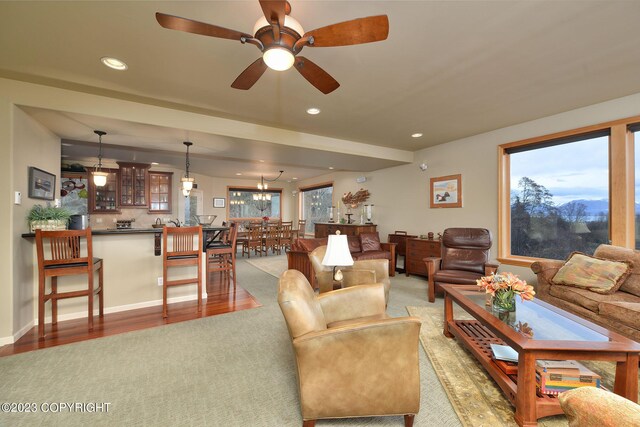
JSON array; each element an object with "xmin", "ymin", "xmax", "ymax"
[
  {"xmin": 93, "ymin": 130, "xmax": 108, "ymax": 187},
  {"xmin": 253, "ymin": 170, "xmax": 283, "ymax": 213},
  {"xmin": 181, "ymin": 141, "xmax": 195, "ymax": 197}
]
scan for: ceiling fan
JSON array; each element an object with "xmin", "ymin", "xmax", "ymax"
[{"xmin": 156, "ymin": 1, "xmax": 389, "ymax": 94}]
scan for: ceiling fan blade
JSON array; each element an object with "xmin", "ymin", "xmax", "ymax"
[
  {"xmin": 304, "ymin": 15, "xmax": 389, "ymax": 47},
  {"xmin": 294, "ymin": 56, "xmax": 340, "ymax": 94},
  {"xmin": 259, "ymin": 0, "xmax": 286, "ymax": 29},
  {"xmin": 156, "ymin": 13, "xmax": 251, "ymax": 41},
  {"xmin": 231, "ymin": 58, "xmax": 268, "ymax": 90}
]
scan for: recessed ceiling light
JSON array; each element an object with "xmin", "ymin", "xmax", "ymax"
[
  {"xmin": 101, "ymin": 56, "xmax": 128, "ymax": 71},
  {"xmin": 329, "ymin": 167, "xmax": 334, "ymax": 170},
  {"xmin": 151, "ymin": 162, "xmax": 159, "ymax": 165},
  {"xmin": 411, "ymin": 133, "xmax": 423, "ymax": 138},
  {"xmin": 306, "ymin": 108, "xmax": 321, "ymax": 115},
  {"xmin": 259, "ymin": 160, "xmax": 265, "ymax": 163},
  {"xmin": 235, "ymin": 173, "xmax": 242, "ymax": 176},
  {"xmin": 293, "ymin": 177, "xmax": 298, "ymax": 180}
]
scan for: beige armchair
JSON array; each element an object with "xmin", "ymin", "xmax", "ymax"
[
  {"xmin": 309, "ymin": 245, "xmax": 391, "ymax": 303},
  {"xmin": 278, "ymin": 269, "xmax": 421, "ymax": 427}
]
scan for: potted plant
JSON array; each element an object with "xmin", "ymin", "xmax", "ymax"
[{"xmin": 27, "ymin": 204, "xmax": 71, "ymax": 232}]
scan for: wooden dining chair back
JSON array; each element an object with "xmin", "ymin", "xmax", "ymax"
[
  {"xmin": 35, "ymin": 228, "xmax": 104, "ymax": 339},
  {"xmin": 207, "ymin": 222, "xmax": 238, "ymax": 288},
  {"xmin": 162, "ymin": 226, "xmax": 203, "ymax": 318},
  {"xmin": 279, "ymin": 223, "xmax": 293, "ymax": 253},
  {"xmin": 263, "ymin": 224, "xmax": 280, "ymax": 255},
  {"xmin": 242, "ymin": 225, "xmax": 263, "ymax": 258},
  {"xmin": 295, "ymin": 219, "xmax": 307, "ymax": 239}
]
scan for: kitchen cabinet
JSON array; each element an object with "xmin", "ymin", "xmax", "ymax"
[
  {"xmin": 148, "ymin": 171, "xmax": 173, "ymax": 213},
  {"xmin": 118, "ymin": 162, "xmax": 149, "ymax": 207},
  {"xmin": 88, "ymin": 169, "xmax": 120, "ymax": 213},
  {"xmin": 405, "ymin": 238, "xmax": 441, "ymax": 277},
  {"xmin": 314, "ymin": 222, "xmax": 377, "ymax": 238}
]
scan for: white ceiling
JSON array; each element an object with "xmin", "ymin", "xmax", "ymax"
[{"xmin": 3, "ymin": 1, "xmax": 640, "ymax": 179}]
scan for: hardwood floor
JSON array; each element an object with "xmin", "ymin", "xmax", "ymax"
[{"xmin": 0, "ymin": 276, "xmax": 261, "ymax": 357}]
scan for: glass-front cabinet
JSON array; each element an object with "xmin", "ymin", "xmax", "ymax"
[
  {"xmin": 118, "ymin": 162, "xmax": 149, "ymax": 207},
  {"xmin": 148, "ymin": 171, "xmax": 173, "ymax": 213},
  {"xmin": 88, "ymin": 169, "xmax": 120, "ymax": 213}
]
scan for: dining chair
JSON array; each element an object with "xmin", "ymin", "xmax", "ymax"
[
  {"xmin": 242, "ymin": 224, "xmax": 263, "ymax": 258},
  {"xmin": 207, "ymin": 222, "xmax": 238, "ymax": 288},
  {"xmin": 263, "ymin": 224, "xmax": 280, "ymax": 255},
  {"xmin": 162, "ymin": 225, "xmax": 203, "ymax": 318},
  {"xmin": 35, "ymin": 228, "xmax": 104, "ymax": 339}
]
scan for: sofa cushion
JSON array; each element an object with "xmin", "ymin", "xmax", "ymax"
[
  {"xmin": 598, "ymin": 301, "xmax": 640, "ymax": 331},
  {"xmin": 552, "ymin": 252, "xmax": 631, "ymax": 294},
  {"xmin": 360, "ymin": 233, "xmax": 382, "ymax": 252},
  {"xmin": 594, "ymin": 244, "xmax": 640, "ymax": 298},
  {"xmin": 353, "ymin": 250, "xmax": 391, "ymax": 261},
  {"xmin": 433, "ymin": 269, "xmax": 483, "ymax": 285},
  {"xmin": 548, "ymin": 285, "xmax": 640, "ymax": 313},
  {"xmin": 347, "ymin": 235, "xmax": 362, "ymax": 253}
]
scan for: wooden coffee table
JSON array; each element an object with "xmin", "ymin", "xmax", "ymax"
[{"xmin": 441, "ymin": 284, "xmax": 640, "ymax": 427}]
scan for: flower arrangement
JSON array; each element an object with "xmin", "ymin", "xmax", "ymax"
[{"xmin": 476, "ymin": 272, "xmax": 535, "ymax": 312}]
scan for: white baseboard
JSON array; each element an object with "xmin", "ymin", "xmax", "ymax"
[{"xmin": 2, "ymin": 291, "xmax": 206, "ymax": 345}]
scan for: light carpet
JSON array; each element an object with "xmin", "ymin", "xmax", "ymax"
[
  {"xmin": 245, "ymin": 254, "xmax": 288, "ymax": 278},
  {"xmin": 0, "ymin": 259, "xmax": 461, "ymax": 426}
]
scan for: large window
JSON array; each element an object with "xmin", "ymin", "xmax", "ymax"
[
  {"xmin": 300, "ymin": 183, "xmax": 333, "ymax": 235},
  {"xmin": 508, "ymin": 133, "xmax": 609, "ymax": 260},
  {"xmin": 228, "ymin": 187, "xmax": 281, "ymax": 220},
  {"xmin": 499, "ymin": 116, "xmax": 640, "ymax": 264}
]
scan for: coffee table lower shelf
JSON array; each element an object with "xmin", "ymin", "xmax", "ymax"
[{"xmin": 447, "ymin": 319, "xmax": 566, "ymax": 420}]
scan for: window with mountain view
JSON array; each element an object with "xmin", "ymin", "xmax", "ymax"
[
  {"xmin": 300, "ymin": 184, "xmax": 333, "ymax": 235},
  {"xmin": 508, "ymin": 133, "xmax": 610, "ymax": 260}
]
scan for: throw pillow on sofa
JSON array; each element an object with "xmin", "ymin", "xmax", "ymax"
[
  {"xmin": 594, "ymin": 244, "xmax": 640, "ymax": 298},
  {"xmin": 552, "ymin": 252, "xmax": 631, "ymax": 295},
  {"xmin": 360, "ymin": 233, "xmax": 382, "ymax": 252}
]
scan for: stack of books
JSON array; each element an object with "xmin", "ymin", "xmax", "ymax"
[{"xmin": 535, "ymin": 360, "xmax": 601, "ymax": 395}]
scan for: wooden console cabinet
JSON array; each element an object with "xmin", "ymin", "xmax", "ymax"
[
  {"xmin": 314, "ymin": 223, "xmax": 377, "ymax": 238},
  {"xmin": 405, "ymin": 238, "xmax": 441, "ymax": 276}
]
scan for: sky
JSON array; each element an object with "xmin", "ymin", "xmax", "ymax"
[{"xmin": 510, "ymin": 135, "xmax": 612, "ymax": 205}]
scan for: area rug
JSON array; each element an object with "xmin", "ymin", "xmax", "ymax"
[
  {"xmin": 407, "ymin": 304, "xmax": 640, "ymax": 427},
  {"xmin": 245, "ymin": 254, "xmax": 288, "ymax": 278}
]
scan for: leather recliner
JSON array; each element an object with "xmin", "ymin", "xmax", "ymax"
[
  {"xmin": 277, "ymin": 269, "xmax": 421, "ymax": 427},
  {"xmin": 424, "ymin": 228, "xmax": 499, "ymax": 302},
  {"xmin": 308, "ymin": 245, "xmax": 391, "ymax": 303}
]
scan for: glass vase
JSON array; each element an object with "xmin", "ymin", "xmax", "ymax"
[{"xmin": 492, "ymin": 290, "xmax": 516, "ymax": 313}]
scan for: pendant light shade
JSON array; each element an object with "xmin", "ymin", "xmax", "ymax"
[
  {"xmin": 181, "ymin": 141, "xmax": 194, "ymax": 197},
  {"xmin": 93, "ymin": 130, "xmax": 108, "ymax": 187}
]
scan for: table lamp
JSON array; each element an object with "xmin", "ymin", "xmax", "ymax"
[{"xmin": 322, "ymin": 230, "xmax": 354, "ymax": 283}]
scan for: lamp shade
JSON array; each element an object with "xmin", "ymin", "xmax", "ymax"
[
  {"xmin": 322, "ymin": 234, "xmax": 354, "ymax": 267},
  {"xmin": 93, "ymin": 171, "xmax": 108, "ymax": 187}
]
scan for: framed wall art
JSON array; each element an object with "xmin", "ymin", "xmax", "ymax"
[
  {"xmin": 430, "ymin": 174, "xmax": 462, "ymax": 208},
  {"xmin": 28, "ymin": 167, "xmax": 56, "ymax": 201},
  {"xmin": 213, "ymin": 197, "xmax": 226, "ymax": 208}
]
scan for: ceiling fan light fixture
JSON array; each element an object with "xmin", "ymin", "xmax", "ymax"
[{"xmin": 263, "ymin": 47, "xmax": 295, "ymax": 71}]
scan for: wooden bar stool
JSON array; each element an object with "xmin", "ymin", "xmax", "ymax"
[
  {"xmin": 207, "ymin": 222, "xmax": 238, "ymax": 288},
  {"xmin": 35, "ymin": 228, "xmax": 104, "ymax": 339},
  {"xmin": 162, "ymin": 226, "xmax": 203, "ymax": 318}
]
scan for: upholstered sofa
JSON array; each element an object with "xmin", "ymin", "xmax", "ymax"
[
  {"xmin": 531, "ymin": 244, "xmax": 640, "ymax": 342},
  {"xmin": 277, "ymin": 269, "xmax": 421, "ymax": 426},
  {"xmin": 287, "ymin": 233, "xmax": 396, "ymax": 290}
]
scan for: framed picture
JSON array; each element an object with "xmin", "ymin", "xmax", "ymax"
[
  {"xmin": 213, "ymin": 197, "xmax": 226, "ymax": 208},
  {"xmin": 28, "ymin": 167, "xmax": 56, "ymax": 200},
  {"xmin": 430, "ymin": 174, "xmax": 462, "ymax": 208}
]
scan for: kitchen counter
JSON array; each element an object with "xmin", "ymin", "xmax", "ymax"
[{"xmin": 22, "ymin": 226, "xmax": 228, "ymax": 256}]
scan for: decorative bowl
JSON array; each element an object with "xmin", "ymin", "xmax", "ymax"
[{"xmin": 194, "ymin": 215, "xmax": 217, "ymax": 226}]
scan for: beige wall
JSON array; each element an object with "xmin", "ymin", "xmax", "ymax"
[
  {"xmin": 0, "ymin": 99, "xmax": 13, "ymax": 340},
  {"xmin": 11, "ymin": 107, "xmax": 61, "ymax": 340}
]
